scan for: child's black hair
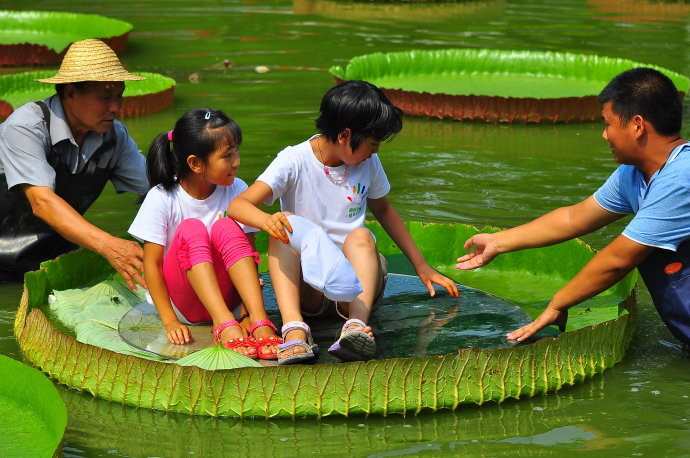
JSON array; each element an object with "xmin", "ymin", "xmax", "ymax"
[
  {"xmin": 598, "ymin": 67, "xmax": 682, "ymax": 136},
  {"xmin": 315, "ymin": 80, "xmax": 403, "ymax": 150},
  {"xmin": 147, "ymin": 108, "xmax": 242, "ymax": 190}
]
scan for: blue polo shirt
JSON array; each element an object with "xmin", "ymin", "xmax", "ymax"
[{"xmin": 594, "ymin": 142, "xmax": 690, "ymax": 252}]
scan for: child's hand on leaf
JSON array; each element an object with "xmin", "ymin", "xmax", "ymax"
[
  {"xmin": 416, "ymin": 263, "xmax": 459, "ymax": 298},
  {"xmin": 164, "ymin": 319, "xmax": 192, "ymax": 345}
]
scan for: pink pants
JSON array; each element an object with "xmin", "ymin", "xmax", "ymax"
[{"xmin": 163, "ymin": 218, "xmax": 259, "ymax": 324}]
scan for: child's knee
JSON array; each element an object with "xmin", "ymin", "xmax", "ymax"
[
  {"xmin": 344, "ymin": 227, "xmax": 376, "ymax": 251},
  {"xmin": 210, "ymin": 217, "xmax": 247, "ymax": 245},
  {"xmin": 176, "ymin": 218, "xmax": 210, "ymax": 243},
  {"xmin": 211, "ymin": 218, "xmax": 259, "ymax": 267},
  {"xmin": 172, "ymin": 219, "xmax": 212, "ymax": 269},
  {"xmin": 268, "ymin": 234, "xmax": 298, "ymax": 260}
]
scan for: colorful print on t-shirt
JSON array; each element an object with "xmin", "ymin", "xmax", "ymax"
[{"xmin": 346, "ymin": 182, "xmax": 368, "ymax": 218}]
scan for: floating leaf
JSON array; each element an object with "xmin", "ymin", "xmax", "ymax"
[
  {"xmin": 177, "ymin": 345, "xmax": 262, "ymax": 370},
  {"xmin": 0, "ymin": 70, "xmax": 176, "ymax": 120},
  {"xmin": 0, "ymin": 356, "xmax": 67, "ymax": 457},
  {"xmin": 15, "ymin": 222, "xmax": 637, "ymax": 417},
  {"xmin": 330, "ymin": 49, "xmax": 689, "ymax": 122},
  {"xmin": 0, "ymin": 10, "xmax": 132, "ymax": 53}
]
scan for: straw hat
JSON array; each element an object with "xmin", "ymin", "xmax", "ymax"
[{"xmin": 37, "ymin": 39, "xmax": 144, "ymax": 84}]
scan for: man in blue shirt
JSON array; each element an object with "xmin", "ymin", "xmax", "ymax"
[{"xmin": 456, "ymin": 67, "xmax": 690, "ymax": 345}]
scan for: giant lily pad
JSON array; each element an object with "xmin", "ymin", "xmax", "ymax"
[
  {"xmin": 330, "ymin": 49, "xmax": 690, "ymax": 123},
  {"xmin": 14, "ymin": 222, "xmax": 637, "ymax": 418},
  {"xmin": 0, "ymin": 355, "xmax": 67, "ymax": 457},
  {"xmin": 0, "ymin": 70, "xmax": 176, "ymax": 120},
  {"xmin": 0, "ymin": 10, "xmax": 132, "ymax": 66}
]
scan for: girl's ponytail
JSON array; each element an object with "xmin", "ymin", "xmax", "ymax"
[{"xmin": 146, "ymin": 132, "xmax": 177, "ymax": 190}]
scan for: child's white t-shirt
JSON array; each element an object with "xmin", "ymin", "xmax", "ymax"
[
  {"xmin": 257, "ymin": 136, "xmax": 390, "ymax": 246},
  {"xmin": 128, "ymin": 179, "xmax": 256, "ymax": 253}
]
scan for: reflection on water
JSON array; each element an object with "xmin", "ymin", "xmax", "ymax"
[
  {"xmin": 60, "ymin": 380, "xmax": 606, "ymax": 458},
  {"xmin": 373, "ymin": 274, "xmax": 537, "ymax": 358}
]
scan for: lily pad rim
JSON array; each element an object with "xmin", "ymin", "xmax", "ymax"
[
  {"xmin": 329, "ymin": 47, "xmax": 690, "ymax": 98},
  {"xmin": 0, "ymin": 9, "xmax": 133, "ymax": 51}
]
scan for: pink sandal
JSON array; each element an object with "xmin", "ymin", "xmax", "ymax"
[
  {"xmin": 212, "ymin": 319, "xmax": 257, "ymax": 358},
  {"xmin": 248, "ymin": 319, "xmax": 283, "ymax": 360}
]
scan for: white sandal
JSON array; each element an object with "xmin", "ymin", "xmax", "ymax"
[{"xmin": 277, "ymin": 321, "xmax": 319, "ymax": 365}]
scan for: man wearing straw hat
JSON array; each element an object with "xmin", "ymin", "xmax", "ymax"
[{"xmin": 0, "ymin": 39, "xmax": 149, "ymax": 289}]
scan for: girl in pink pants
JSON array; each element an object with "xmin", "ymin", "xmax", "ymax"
[
  {"xmin": 129, "ymin": 109, "xmax": 281, "ymax": 360},
  {"xmin": 163, "ymin": 217, "xmax": 258, "ymax": 324}
]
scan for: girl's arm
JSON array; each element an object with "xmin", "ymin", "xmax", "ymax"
[
  {"xmin": 229, "ymin": 181, "xmax": 292, "ymax": 243},
  {"xmin": 143, "ymin": 242, "xmax": 191, "ymax": 344},
  {"xmin": 368, "ymin": 196, "xmax": 459, "ymax": 297}
]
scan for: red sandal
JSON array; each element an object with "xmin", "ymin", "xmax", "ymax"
[
  {"xmin": 212, "ymin": 319, "xmax": 257, "ymax": 358},
  {"xmin": 248, "ymin": 319, "xmax": 283, "ymax": 360}
]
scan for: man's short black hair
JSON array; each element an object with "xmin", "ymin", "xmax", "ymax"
[
  {"xmin": 316, "ymin": 80, "xmax": 402, "ymax": 149},
  {"xmin": 598, "ymin": 67, "xmax": 682, "ymax": 136}
]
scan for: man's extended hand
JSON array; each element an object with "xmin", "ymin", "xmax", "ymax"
[
  {"xmin": 506, "ymin": 306, "xmax": 566, "ymax": 342},
  {"xmin": 455, "ymin": 233, "xmax": 501, "ymax": 270},
  {"xmin": 416, "ymin": 263, "xmax": 459, "ymax": 297},
  {"xmin": 101, "ymin": 236, "xmax": 146, "ymax": 290}
]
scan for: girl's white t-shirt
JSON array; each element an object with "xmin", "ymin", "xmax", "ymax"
[
  {"xmin": 257, "ymin": 137, "xmax": 390, "ymax": 246},
  {"xmin": 128, "ymin": 179, "xmax": 256, "ymax": 253}
]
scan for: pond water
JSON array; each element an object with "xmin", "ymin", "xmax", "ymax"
[{"xmin": 1, "ymin": 0, "xmax": 690, "ymax": 456}]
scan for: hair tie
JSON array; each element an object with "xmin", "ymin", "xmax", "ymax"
[
  {"xmin": 204, "ymin": 111, "xmax": 211, "ymax": 120},
  {"xmin": 167, "ymin": 130, "xmax": 173, "ymax": 142}
]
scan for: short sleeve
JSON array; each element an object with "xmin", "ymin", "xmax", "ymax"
[
  {"xmin": 593, "ymin": 166, "xmax": 634, "ymax": 215},
  {"xmin": 0, "ymin": 115, "xmax": 56, "ymax": 189},
  {"xmin": 256, "ymin": 147, "xmax": 295, "ymax": 204},
  {"xmin": 623, "ymin": 165, "xmax": 690, "ymax": 251},
  {"xmin": 367, "ymin": 154, "xmax": 390, "ymax": 199},
  {"xmin": 110, "ymin": 122, "xmax": 149, "ymax": 194},
  {"xmin": 128, "ymin": 187, "xmax": 169, "ymax": 246}
]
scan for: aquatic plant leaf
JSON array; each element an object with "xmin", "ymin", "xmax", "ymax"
[
  {"xmin": 0, "ymin": 10, "xmax": 132, "ymax": 52},
  {"xmin": 15, "ymin": 222, "xmax": 637, "ymax": 417},
  {"xmin": 47, "ymin": 276, "xmax": 167, "ymax": 361},
  {"xmin": 176, "ymin": 345, "xmax": 263, "ymax": 370},
  {"xmin": 48, "ymin": 276, "xmax": 141, "ymax": 328},
  {"xmin": 0, "ymin": 70, "xmax": 176, "ymax": 110},
  {"xmin": 330, "ymin": 49, "xmax": 689, "ymax": 98},
  {"xmin": 0, "ymin": 355, "xmax": 67, "ymax": 457}
]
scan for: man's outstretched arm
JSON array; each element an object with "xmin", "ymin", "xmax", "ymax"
[
  {"xmin": 456, "ymin": 196, "xmax": 624, "ymax": 270},
  {"xmin": 506, "ymin": 234, "xmax": 652, "ymax": 342},
  {"xmin": 24, "ymin": 184, "xmax": 145, "ymax": 290}
]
